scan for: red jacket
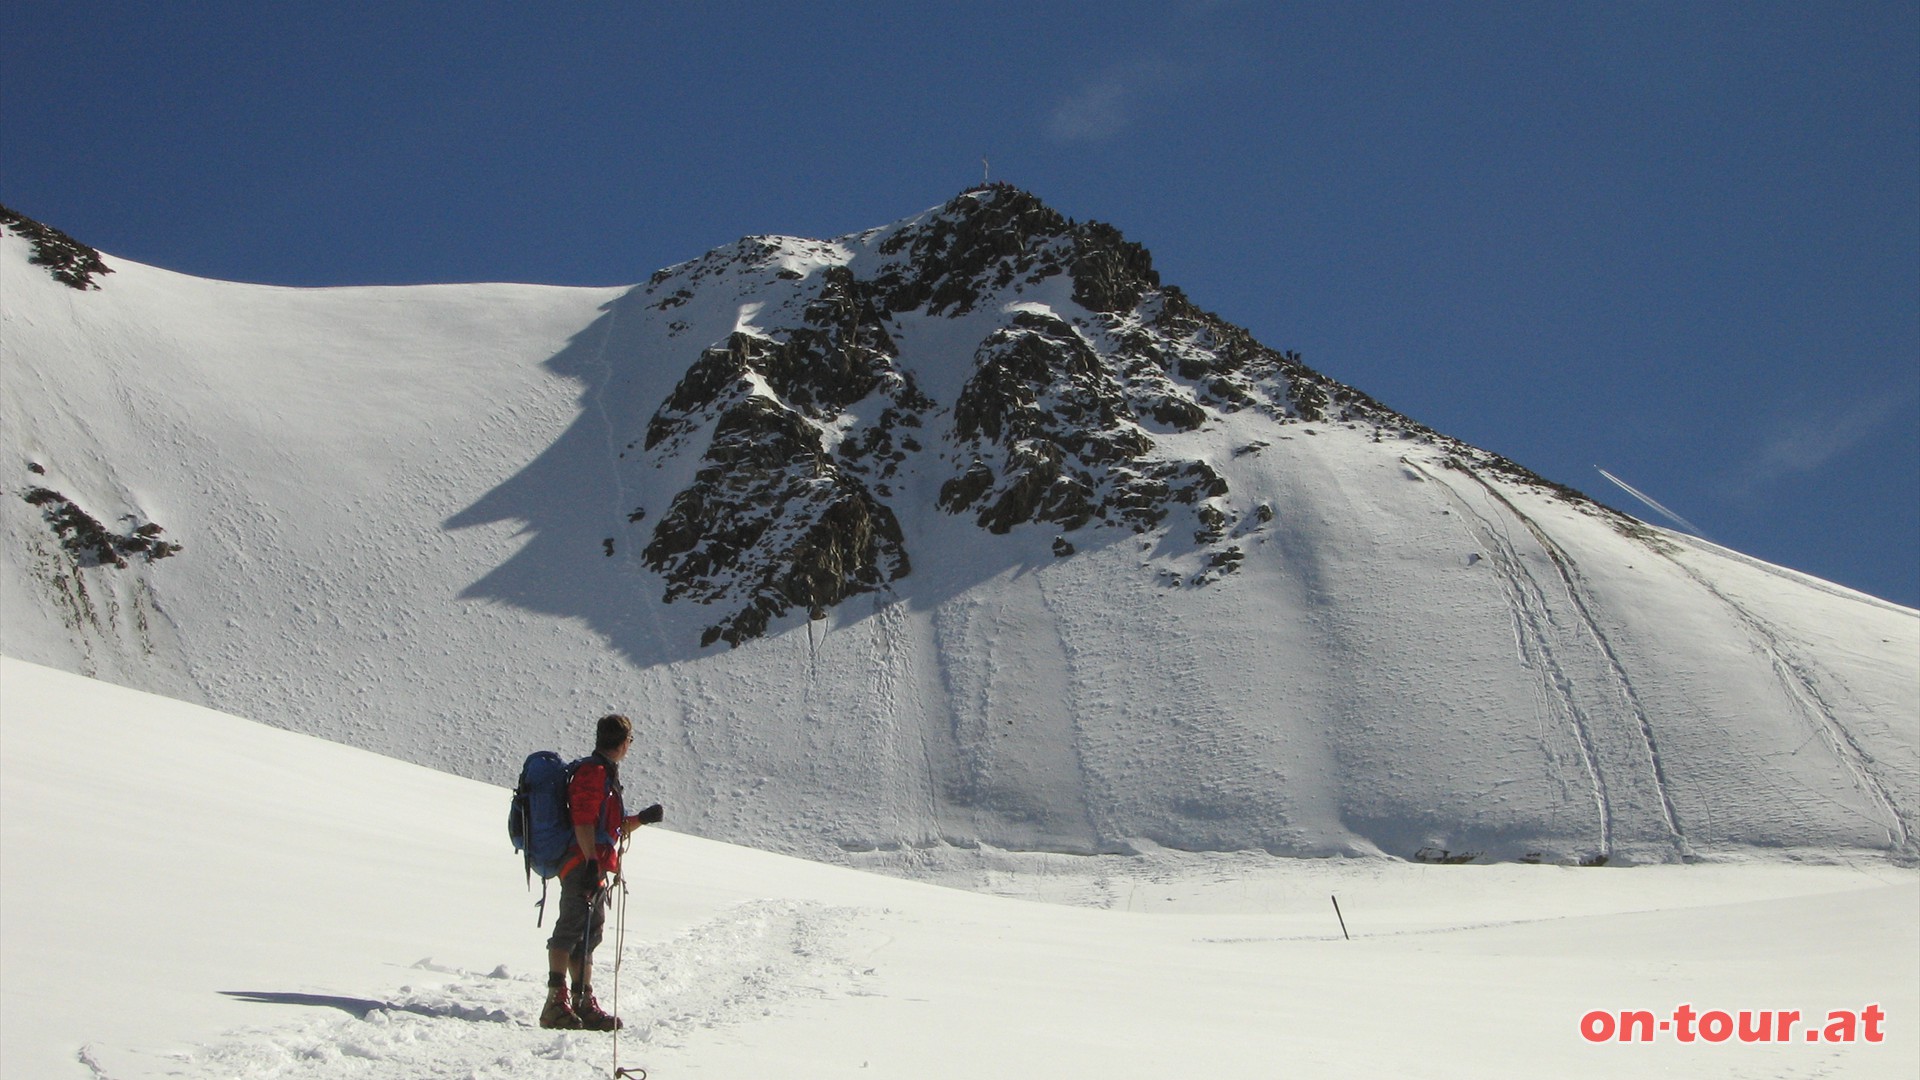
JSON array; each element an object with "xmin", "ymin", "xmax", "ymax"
[{"xmin": 563, "ymin": 758, "xmax": 625, "ymax": 877}]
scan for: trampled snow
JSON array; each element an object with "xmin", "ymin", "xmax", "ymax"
[{"xmin": 3, "ymin": 658, "xmax": 1914, "ymax": 1079}]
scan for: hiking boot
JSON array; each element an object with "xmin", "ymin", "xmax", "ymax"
[
  {"xmin": 539, "ymin": 985, "xmax": 582, "ymax": 1029},
  {"xmin": 573, "ymin": 988, "xmax": 623, "ymax": 1031}
]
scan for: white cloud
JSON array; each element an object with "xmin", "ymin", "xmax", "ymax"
[
  {"xmin": 1740, "ymin": 388, "xmax": 1914, "ymax": 492},
  {"xmin": 1045, "ymin": 73, "xmax": 1137, "ymax": 143},
  {"xmin": 1044, "ymin": 58, "xmax": 1190, "ymax": 144}
]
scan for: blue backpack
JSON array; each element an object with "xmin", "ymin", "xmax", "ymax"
[{"xmin": 508, "ymin": 751, "xmax": 610, "ymax": 924}]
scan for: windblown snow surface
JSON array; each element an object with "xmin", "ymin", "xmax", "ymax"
[
  {"xmin": 1, "ymin": 197, "xmax": 1917, "ymax": 1075},
  {"xmin": 3, "ymin": 659, "xmax": 1915, "ymax": 1079}
]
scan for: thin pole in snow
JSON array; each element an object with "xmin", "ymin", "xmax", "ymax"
[
  {"xmin": 611, "ymin": 832, "xmax": 645, "ymax": 1079},
  {"xmin": 1331, "ymin": 894, "xmax": 1350, "ymax": 940}
]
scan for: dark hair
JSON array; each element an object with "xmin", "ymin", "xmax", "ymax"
[{"xmin": 595, "ymin": 713, "xmax": 633, "ymax": 753}]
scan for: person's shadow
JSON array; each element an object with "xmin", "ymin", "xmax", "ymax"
[{"xmin": 220, "ymin": 991, "xmax": 517, "ymax": 1025}]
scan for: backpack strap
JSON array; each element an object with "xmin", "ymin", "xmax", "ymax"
[{"xmin": 557, "ymin": 755, "xmax": 622, "ymax": 879}]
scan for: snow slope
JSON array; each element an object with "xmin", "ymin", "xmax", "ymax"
[
  {"xmin": 2, "ymin": 659, "xmax": 1915, "ymax": 1079},
  {"xmin": 3, "ymin": 196, "xmax": 1916, "ymax": 870}
]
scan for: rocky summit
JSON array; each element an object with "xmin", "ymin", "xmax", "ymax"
[{"xmin": 622, "ymin": 184, "xmax": 1572, "ymax": 648}]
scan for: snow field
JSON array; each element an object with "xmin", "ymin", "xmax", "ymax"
[{"xmin": 4, "ymin": 658, "xmax": 1914, "ymax": 1079}]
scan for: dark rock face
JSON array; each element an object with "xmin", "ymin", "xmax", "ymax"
[
  {"xmin": 636, "ymin": 244, "xmax": 926, "ymax": 648},
  {"xmin": 1068, "ymin": 220, "xmax": 1158, "ymax": 313},
  {"xmin": 939, "ymin": 310, "xmax": 1215, "ymax": 536},
  {"xmin": 646, "ymin": 267, "xmax": 902, "ymax": 451},
  {"xmin": 629, "ymin": 184, "xmax": 1443, "ymax": 647},
  {"xmin": 1, "ymin": 205, "xmax": 114, "ymax": 290},
  {"xmin": 21, "ymin": 486, "xmax": 180, "ymax": 567},
  {"xmin": 642, "ymin": 396, "xmax": 908, "ymax": 648},
  {"xmin": 871, "ymin": 184, "xmax": 1077, "ymax": 317}
]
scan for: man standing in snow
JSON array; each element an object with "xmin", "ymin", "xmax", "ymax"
[{"xmin": 543, "ymin": 713, "xmax": 665, "ymax": 1030}]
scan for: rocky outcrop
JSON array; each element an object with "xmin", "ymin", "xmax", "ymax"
[
  {"xmin": 938, "ymin": 310, "xmax": 1225, "ymax": 537},
  {"xmin": 636, "ymin": 246, "xmax": 924, "ymax": 648},
  {"xmin": 870, "ymin": 184, "xmax": 1076, "ymax": 317},
  {"xmin": 642, "ymin": 395, "xmax": 908, "ymax": 648},
  {"xmin": 1, "ymin": 205, "xmax": 113, "ymax": 290},
  {"xmin": 21, "ymin": 484, "xmax": 180, "ymax": 567}
]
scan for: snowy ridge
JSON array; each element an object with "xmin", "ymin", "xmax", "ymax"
[{"xmin": 2, "ymin": 192, "xmax": 1915, "ymax": 870}]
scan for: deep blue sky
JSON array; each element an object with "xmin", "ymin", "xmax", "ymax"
[{"xmin": 7, "ymin": 2, "xmax": 1916, "ymax": 607}]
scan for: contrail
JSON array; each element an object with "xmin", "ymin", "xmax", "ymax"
[{"xmin": 1595, "ymin": 467, "xmax": 1711, "ymax": 540}]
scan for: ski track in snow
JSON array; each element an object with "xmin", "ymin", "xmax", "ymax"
[
  {"xmin": 1671, "ymin": 531, "xmax": 1917, "ymax": 619},
  {"xmin": 1030, "ymin": 566, "xmax": 1103, "ymax": 848},
  {"xmin": 1479, "ymin": 468, "xmax": 1691, "ymax": 859},
  {"xmin": 1410, "ymin": 458, "xmax": 1615, "ymax": 857},
  {"xmin": 1658, "ymin": 548, "xmax": 1914, "ymax": 854},
  {"xmin": 132, "ymin": 900, "xmax": 873, "ymax": 1080},
  {"xmin": 1454, "ymin": 468, "xmax": 1690, "ymax": 860},
  {"xmin": 868, "ymin": 590, "xmax": 944, "ymax": 842}
]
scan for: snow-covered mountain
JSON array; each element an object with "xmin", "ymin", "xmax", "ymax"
[{"xmin": 3, "ymin": 189, "xmax": 1914, "ymax": 868}]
